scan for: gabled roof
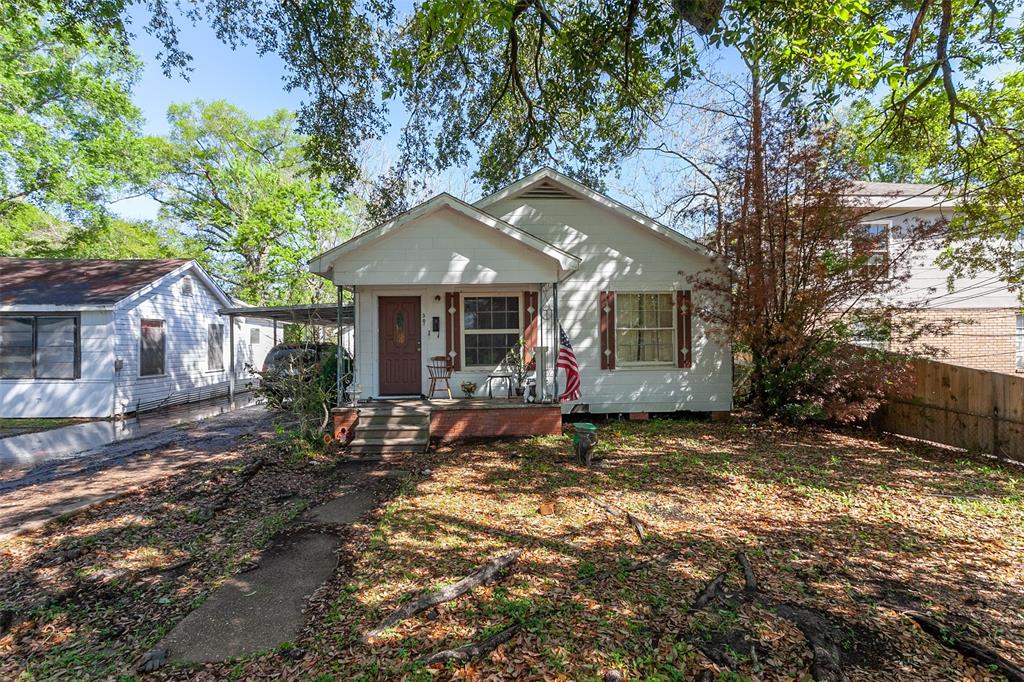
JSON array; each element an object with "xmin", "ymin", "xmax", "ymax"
[
  {"xmin": 475, "ymin": 167, "xmax": 717, "ymax": 260},
  {"xmin": 309, "ymin": 193, "xmax": 582, "ymax": 275},
  {"xmin": 0, "ymin": 258, "xmax": 231, "ymax": 310}
]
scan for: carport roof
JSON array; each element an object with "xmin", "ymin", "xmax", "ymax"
[{"xmin": 218, "ymin": 303, "xmax": 353, "ymax": 327}]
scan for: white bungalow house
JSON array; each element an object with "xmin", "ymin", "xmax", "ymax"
[
  {"xmin": 310, "ymin": 168, "xmax": 732, "ymax": 450},
  {"xmin": 0, "ymin": 258, "xmax": 275, "ymax": 418}
]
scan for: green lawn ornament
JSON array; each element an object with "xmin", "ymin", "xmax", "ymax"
[{"xmin": 572, "ymin": 422, "xmax": 598, "ymax": 466}]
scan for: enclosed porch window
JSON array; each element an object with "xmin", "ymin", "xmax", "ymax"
[{"xmin": 0, "ymin": 315, "xmax": 80, "ymax": 379}]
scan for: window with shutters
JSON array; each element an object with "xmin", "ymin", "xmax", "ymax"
[
  {"xmin": 614, "ymin": 293, "xmax": 675, "ymax": 365},
  {"xmin": 208, "ymin": 323, "xmax": 224, "ymax": 371},
  {"xmin": 0, "ymin": 315, "xmax": 80, "ymax": 379},
  {"xmin": 140, "ymin": 319, "xmax": 166, "ymax": 377},
  {"xmin": 462, "ymin": 295, "xmax": 521, "ymax": 367}
]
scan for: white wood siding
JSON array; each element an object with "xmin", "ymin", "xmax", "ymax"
[
  {"xmin": 331, "ymin": 207, "xmax": 560, "ymax": 286},
  {"xmin": 0, "ymin": 310, "xmax": 115, "ymax": 418},
  {"xmin": 113, "ymin": 270, "xmax": 263, "ymax": 412},
  {"xmin": 492, "ymin": 197, "xmax": 732, "ymax": 413},
  {"xmin": 879, "ymin": 208, "xmax": 1020, "ymax": 309}
]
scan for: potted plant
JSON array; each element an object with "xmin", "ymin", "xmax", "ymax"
[
  {"xmin": 460, "ymin": 380, "xmax": 477, "ymax": 398},
  {"xmin": 503, "ymin": 338, "xmax": 529, "ymax": 397}
]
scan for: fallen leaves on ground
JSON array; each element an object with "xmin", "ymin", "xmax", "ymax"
[{"xmin": 2, "ymin": 416, "xmax": 1022, "ymax": 681}]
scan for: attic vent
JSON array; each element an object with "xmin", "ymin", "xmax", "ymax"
[
  {"xmin": 520, "ymin": 180, "xmax": 577, "ymax": 200},
  {"xmin": 181, "ymin": 277, "xmax": 194, "ymax": 297}
]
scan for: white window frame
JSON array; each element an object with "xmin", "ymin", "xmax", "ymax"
[
  {"xmin": 614, "ymin": 291, "xmax": 677, "ymax": 368},
  {"xmin": 208, "ymin": 322, "xmax": 225, "ymax": 372},
  {"xmin": 461, "ymin": 293, "xmax": 523, "ymax": 370},
  {"xmin": 858, "ymin": 220, "xmax": 891, "ymax": 275},
  {"xmin": 1016, "ymin": 314, "xmax": 1023, "ymax": 372},
  {"xmin": 139, "ymin": 319, "xmax": 166, "ymax": 378}
]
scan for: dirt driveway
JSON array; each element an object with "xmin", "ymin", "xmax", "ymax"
[{"xmin": 0, "ymin": 406, "xmax": 275, "ymax": 539}]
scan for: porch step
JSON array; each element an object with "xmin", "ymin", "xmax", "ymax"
[
  {"xmin": 357, "ymin": 406, "xmax": 431, "ymax": 417},
  {"xmin": 357, "ymin": 425, "xmax": 429, "ymax": 440},
  {"xmin": 347, "ymin": 436, "xmax": 429, "ymax": 454},
  {"xmin": 359, "ymin": 414, "xmax": 430, "ymax": 428}
]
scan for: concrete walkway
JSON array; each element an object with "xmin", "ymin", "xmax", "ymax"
[
  {"xmin": 0, "ymin": 406, "xmax": 274, "ymax": 540},
  {"xmin": 158, "ymin": 465, "xmax": 409, "ymax": 665}
]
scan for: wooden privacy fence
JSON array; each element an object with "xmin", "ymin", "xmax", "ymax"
[{"xmin": 876, "ymin": 357, "xmax": 1024, "ymax": 458}]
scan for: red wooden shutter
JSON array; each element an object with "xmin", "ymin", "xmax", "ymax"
[
  {"xmin": 445, "ymin": 292, "xmax": 461, "ymax": 370},
  {"xmin": 523, "ymin": 291, "xmax": 539, "ymax": 370},
  {"xmin": 676, "ymin": 290, "xmax": 693, "ymax": 368},
  {"xmin": 599, "ymin": 291, "xmax": 616, "ymax": 370}
]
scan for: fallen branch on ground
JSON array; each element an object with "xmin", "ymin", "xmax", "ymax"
[
  {"xmin": 421, "ymin": 624, "xmax": 521, "ymax": 665},
  {"xmin": 581, "ymin": 493, "xmax": 646, "ymax": 543},
  {"xmin": 365, "ymin": 550, "xmax": 522, "ymax": 640},
  {"xmin": 690, "ymin": 551, "xmax": 851, "ymax": 682},
  {"xmin": 692, "ymin": 568, "xmax": 729, "ymax": 610},
  {"xmin": 194, "ymin": 458, "xmax": 266, "ymax": 523},
  {"xmin": 774, "ymin": 604, "xmax": 844, "ymax": 682},
  {"xmin": 900, "ymin": 609, "xmax": 1024, "ymax": 682}
]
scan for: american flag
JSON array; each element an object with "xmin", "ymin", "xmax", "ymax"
[{"xmin": 556, "ymin": 325, "xmax": 581, "ymax": 402}]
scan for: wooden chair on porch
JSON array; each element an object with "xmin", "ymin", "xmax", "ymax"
[{"xmin": 427, "ymin": 355, "xmax": 453, "ymax": 399}]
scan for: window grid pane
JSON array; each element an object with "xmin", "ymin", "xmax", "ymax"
[
  {"xmin": 464, "ymin": 332, "xmax": 519, "ymax": 367},
  {"xmin": 615, "ymin": 293, "xmax": 675, "ymax": 365},
  {"xmin": 1017, "ymin": 314, "xmax": 1023, "ymax": 371},
  {"xmin": 0, "ymin": 317, "xmax": 34, "ymax": 378},
  {"xmin": 36, "ymin": 317, "xmax": 76, "ymax": 379},
  {"xmin": 464, "ymin": 296, "xmax": 519, "ymax": 331}
]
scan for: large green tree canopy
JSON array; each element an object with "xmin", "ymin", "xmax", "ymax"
[
  {"xmin": 0, "ymin": 2, "xmax": 155, "ymax": 224},
  {"xmin": 17, "ymin": 0, "xmax": 1022, "ymax": 192},
  {"xmin": 151, "ymin": 100, "xmax": 356, "ymax": 305}
]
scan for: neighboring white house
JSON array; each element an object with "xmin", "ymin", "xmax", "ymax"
[
  {"xmin": 0, "ymin": 258, "xmax": 275, "ymax": 418},
  {"xmin": 310, "ymin": 168, "xmax": 733, "ymax": 415},
  {"xmin": 849, "ymin": 182, "xmax": 1022, "ymax": 374}
]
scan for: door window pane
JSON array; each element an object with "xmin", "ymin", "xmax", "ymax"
[
  {"xmin": 36, "ymin": 317, "xmax": 77, "ymax": 379},
  {"xmin": 141, "ymin": 320, "xmax": 165, "ymax": 376},
  {"xmin": 0, "ymin": 317, "xmax": 34, "ymax": 378}
]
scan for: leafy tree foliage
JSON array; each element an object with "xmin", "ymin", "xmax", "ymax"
[
  {"xmin": 0, "ymin": 3, "xmax": 155, "ymax": 223},
  {"xmin": 0, "ymin": 203, "xmax": 181, "ymax": 259},
  {"xmin": 842, "ymin": 72, "xmax": 1024, "ymax": 292},
  {"xmin": 694, "ymin": 102, "xmax": 943, "ymax": 421},
  {"xmin": 14, "ymin": 0, "xmax": 1020, "ymax": 192},
  {"xmin": 151, "ymin": 100, "xmax": 356, "ymax": 305}
]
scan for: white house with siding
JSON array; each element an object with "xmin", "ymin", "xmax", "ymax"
[
  {"xmin": 310, "ymin": 167, "xmax": 733, "ymax": 416},
  {"xmin": 0, "ymin": 258, "xmax": 275, "ymax": 418}
]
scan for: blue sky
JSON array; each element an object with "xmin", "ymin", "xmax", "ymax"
[
  {"xmin": 113, "ymin": 8, "xmax": 308, "ymax": 221},
  {"xmin": 111, "ymin": 6, "xmax": 673, "ymax": 223}
]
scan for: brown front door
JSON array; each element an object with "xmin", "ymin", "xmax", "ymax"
[{"xmin": 379, "ymin": 296, "xmax": 421, "ymax": 395}]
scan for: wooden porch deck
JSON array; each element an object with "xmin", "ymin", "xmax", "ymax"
[
  {"xmin": 333, "ymin": 398, "xmax": 563, "ymax": 453},
  {"xmin": 364, "ymin": 398, "xmax": 555, "ymax": 411}
]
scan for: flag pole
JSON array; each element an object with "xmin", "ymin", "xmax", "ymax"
[{"xmin": 552, "ymin": 281, "xmax": 559, "ymax": 402}]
